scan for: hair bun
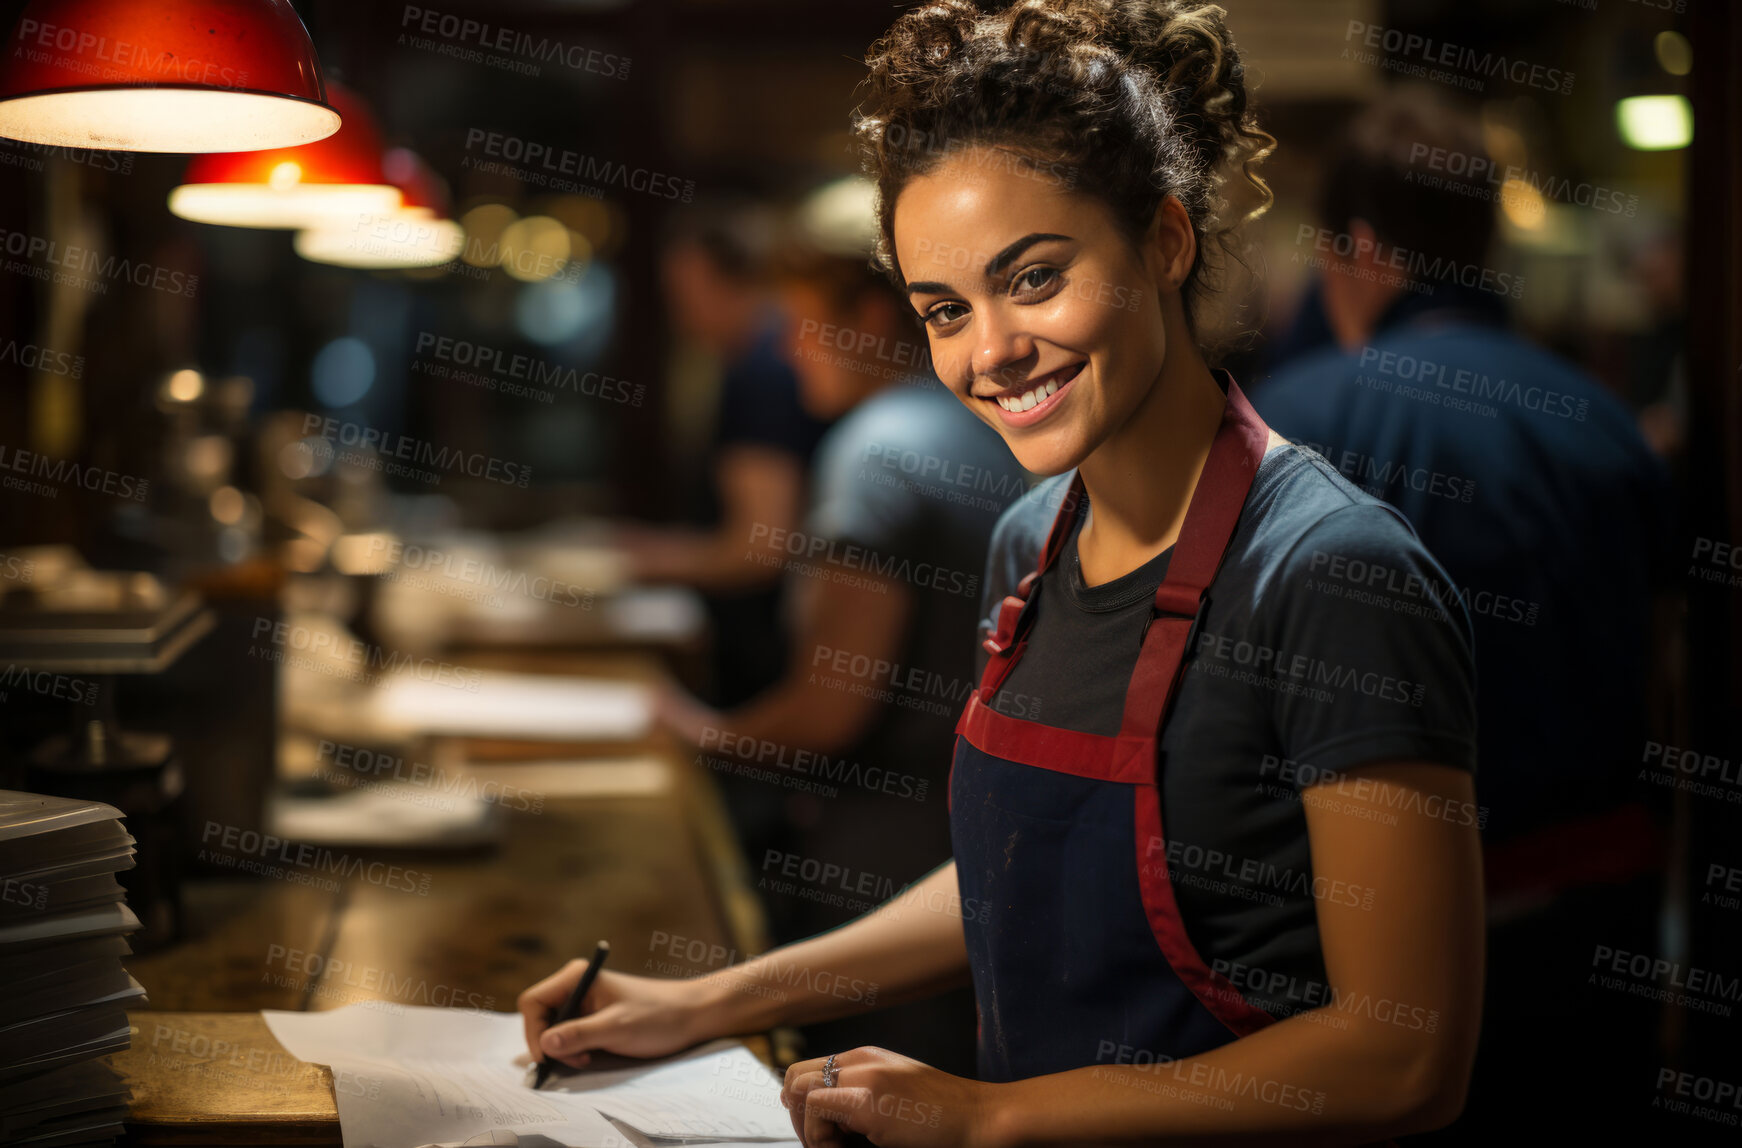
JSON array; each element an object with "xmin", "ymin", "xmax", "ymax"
[
  {"xmin": 1005, "ymin": 1, "xmax": 1108, "ymax": 52},
  {"xmin": 867, "ymin": 0, "xmax": 980, "ymax": 98}
]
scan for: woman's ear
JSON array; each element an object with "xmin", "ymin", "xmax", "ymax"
[{"xmin": 1142, "ymin": 196, "xmax": 1198, "ymax": 291}]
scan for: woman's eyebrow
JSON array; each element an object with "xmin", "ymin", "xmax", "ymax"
[
  {"xmin": 986, "ymin": 232, "xmax": 1071, "ymax": 277},
  {"xmin": 905, "ymin": 232, "xmax": 1075, "ymax": 297}
]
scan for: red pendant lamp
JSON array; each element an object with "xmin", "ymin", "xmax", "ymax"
[
  {"xmin": 295, "ymin": 148, "xmax": 465, "ymax": 269},
  {"xmin": 0, "ymin": 0, "xmax": 338, "ymax": 153},
  {"xmin": 168, "ymin": 81, "xmax": 400, "ymax": 229}
]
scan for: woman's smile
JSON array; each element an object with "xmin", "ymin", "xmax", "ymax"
[{"xmin": 980, "ymin": 360, "xmax": 1085, "ymax": 427}]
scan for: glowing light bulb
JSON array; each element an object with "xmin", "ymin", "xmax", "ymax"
[{"xmin": 269, "ymin": 162, "xmax": 304, "ymax": 190}]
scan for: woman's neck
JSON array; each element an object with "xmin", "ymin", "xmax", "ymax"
[{"xmin": 1075, "ymin": 346, "xmax": 1227, "ymax": 588}]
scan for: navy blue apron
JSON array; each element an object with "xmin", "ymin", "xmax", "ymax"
[{"xmin": 950, "ymin": 375, "xmax": 1277, "ymax": 1083}]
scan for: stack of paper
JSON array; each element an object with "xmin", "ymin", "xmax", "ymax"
[
  {"xmin": 0, "ymin": 791, "xmax": 146, "ymax": 1147},
  {"xmin": 264, "ymin": 1004, "xmax": 801, "ymax": 1148}
]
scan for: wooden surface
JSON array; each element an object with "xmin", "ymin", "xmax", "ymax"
[
  {"xmin": 115, "ymin": 1013, "xmax": 338, "ymax": 1146},
  {"xmin": 113, "ymin": 651, "xmax": 770, "ymax": 1145}
]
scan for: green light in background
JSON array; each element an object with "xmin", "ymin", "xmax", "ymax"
[
  {"xmin": 1655, "ymin": 31, "xmax": 1692, "ymax": 77},
  {"xmin": 1616, "ymin": 95, "xmax": 1692, "ymax": 151}
]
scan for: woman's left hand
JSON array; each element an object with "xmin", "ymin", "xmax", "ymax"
[{"xmin": 781, "ymin": 1047, "xmax": 1004, "ymax": 1148}]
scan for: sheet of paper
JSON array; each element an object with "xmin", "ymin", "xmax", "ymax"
[
  {"xmin": 262, "ymin": 1005, "xmax": 798, "ymax": 1148},
  {"xmin": 368, "ymin": 673, "xmax": 652, "ymax": 741},
  {"xmin": 540, "ymin": 1044, "xmax": 794, "ymax": 1140},
  {"xmin": 454, "ymin": 757, "xmax": 672, "ymax": 800},
  {"xmin": 265, "ymin": 1006, "xmax": 622, "ymax": 1148},
  {"xmin": 519, "ymin": 544, "xmax": 633, "ymax": 599},
  {"xmin": 0, "ymin": 902, "xmax": 139, "ymax": 950},
  {"xmin": 598, "ymin": 589, "xmax": 705, "ymax": 644},
  {"xmin": 269, "ymin": 784, "xmax": 503, "ymax": 849}
]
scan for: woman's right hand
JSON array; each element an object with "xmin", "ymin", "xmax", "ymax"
[{"xmin": 518, "ymin": 965, "xmax": 723, "ymax": 1068}]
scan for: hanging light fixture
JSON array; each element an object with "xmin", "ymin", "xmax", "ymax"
[
  {"xmin": 168, "ymin": 82, "xmax": 400, "ymax": 228},
  {"xmin": 0, "ymin": 0, "xmax": 338, "ymax": 153},
  {"xmin": 294, "ymin": 148, "xmax": 465, "ymax": 269}
]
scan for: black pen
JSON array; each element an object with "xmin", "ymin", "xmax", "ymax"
[{"xmin": 532, "ymin": 940, "xmax": 610, "ymax": 1090}]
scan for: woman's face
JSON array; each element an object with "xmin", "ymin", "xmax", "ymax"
[{"xmin": 892, "ymin": 148, "xmax": 1175, "ymax": 477}]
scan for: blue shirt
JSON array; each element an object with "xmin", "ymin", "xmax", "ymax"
[
  {"xmin": 1252, "ymin": 293, "xmax": 1672, "ymax": 842},
  {"xmin": 714, "ymin": 313, "xmax": 832, "ymax": 463}
]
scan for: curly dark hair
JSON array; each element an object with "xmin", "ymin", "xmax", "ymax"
[{"xmin": 854, "ymin": 0, "xmax": 1275, "ymax": 353}]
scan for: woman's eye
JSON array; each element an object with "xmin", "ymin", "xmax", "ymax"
[
  {"xmin": 1013, "ymin": 266, "xmax": 1060, "ymax": 297},
  {"xmin": 925, "ymin": 302, "xmax": 968, "ymax": 328}
]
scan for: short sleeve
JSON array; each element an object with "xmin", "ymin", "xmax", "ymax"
[
  {"xmin": 1261, "ymin": 502, "xmax": 1478, "ymax": 779},
  {"xmin": 971, "ymin": 475, "xmax": 1069, "ymax": 681},
  {"xmin": 714, "ymin": 339, "xmax": 828, "ymax": 462},
  {"xmin": 802, "ymin": 415, "xmax": 930, "ymax": 569}
]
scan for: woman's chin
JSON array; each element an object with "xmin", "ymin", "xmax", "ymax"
[{"xmin": 1007, "ymin": 440, "xmax": 1089, "ymax": 481}]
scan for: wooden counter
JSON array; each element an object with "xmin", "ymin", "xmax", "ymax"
[{"xmin": 111, "ymin": 652, "xmax": 770, "ymax": 1145}]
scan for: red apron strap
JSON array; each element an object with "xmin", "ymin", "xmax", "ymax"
[
  {"xmin": 1119, "ymin": 378, "xmax": 1271, "ymax": 741},
  {"xmin": 972, "ymin": 473, "xmax": 1089, "ymax": 704},
  {"xmin": 1121, "ymin": 375, "xmax": 1280, "ymax": 1040}
]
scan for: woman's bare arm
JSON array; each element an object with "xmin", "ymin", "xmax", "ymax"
[{"xmin": 694, "ymin": 860, "xmax": 972, "ymax": 1035}]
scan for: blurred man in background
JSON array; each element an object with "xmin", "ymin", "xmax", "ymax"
[
  {"xmin": 652, "ymin": 178, "xmax": 1028, "ymax": 1077},
  {"xmin": 613, "ymin": 202, "xmax": 834, "ymax": 891},
  {"xmin": 1254, "ymin": 87, "xmax": 1674, "ymax": 1141},
  {"xmin": 619, "ymin": 202, "xmax": 832, "ymax": 706}
]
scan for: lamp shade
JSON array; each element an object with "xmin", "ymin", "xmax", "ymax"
[
  {"xmin": 0, "ymin": 0, "xmax": 338, "ymax": 153},
  {"xmin": 293, "ymin": 209, "xmax": 465, "ymax": 270},
  {"xmin": 294, "ymin": 148, "xmax": 465, "ymax": 269},
  {"xmin": 168, "ymin": 82, "xmax": 400, "ymax": 228}
]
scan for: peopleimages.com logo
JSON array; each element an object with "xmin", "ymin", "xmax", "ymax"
[
  {"xmin": 0, "ymin": 445, "xmax": 148, "ymax": 502},
  {"xmin": 745, "ymin": 524, "xmax": 980, "ymax": 599},
  {"xmin": 413, "ymin": 333, "xmax": 645, "ymax": 407},
  {"xmin": 1343, "ymin": 20, "xmax": 1574, "ymax": 96},
  {"xmin": 462, "ymin": 129, "xmax": 692, "ymax": 202},
  {"xmin": 399, "ymin": 5, "xmax": 629, "ymax": 80},
  {"xmin": 0, "ymin": 225, "xmax": 197, "ymax": 297},
  {"xmin": 1295, "ymin": 225, "xmax": 1525, "ymax": 301},
  {"xmin": 299, "ymin": 416, "xmax": 532, "ymax": 489}
]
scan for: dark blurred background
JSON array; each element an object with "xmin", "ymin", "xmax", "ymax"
[{"xmin": 0, "ymin": 0, "xmax": 1709, "ymax": 534}]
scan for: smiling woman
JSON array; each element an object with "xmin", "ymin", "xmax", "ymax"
[
  {"xmin": 516, "ymin": 4, "xmax": 1485, "ymax": 1146},
  {"xmin": 816, "ymin": 0, "xmax": 1482, "ymax": 1139}
]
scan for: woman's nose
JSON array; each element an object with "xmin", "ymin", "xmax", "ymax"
[{"xmin": 973, "ymin": 313, "xmax": 1035, "ymax": 387}]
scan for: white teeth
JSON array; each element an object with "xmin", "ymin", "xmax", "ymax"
[{"xmin": 998, "ymin": 375, "xmax": 1066, "ymax": 412}]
